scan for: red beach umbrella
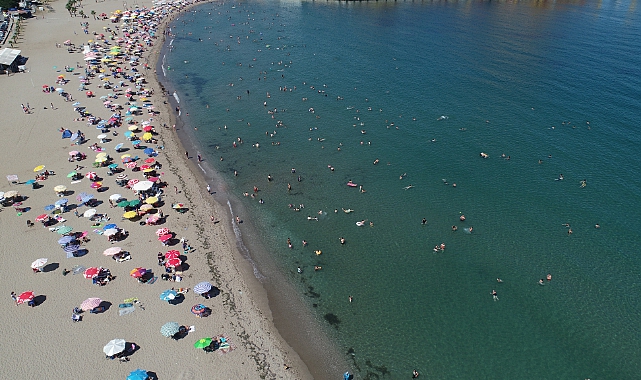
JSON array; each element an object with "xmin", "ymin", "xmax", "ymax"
[
  {"xmin": 158, "ymin": 234, "xmax": 172, "ymax": 242},
  {"xmin": 83, "ymin": 267, "xmax": 102, "ymax": 279},
  {"xmin": 35, "ymin": 214, "xmax": 49, "ymax": 222},
  {"xmin": 165, "ymin": 258, "xmax": 181, "ymax": 268},
  {"xmin": 155, "ymin": 228, "xmax": 170, "ymax": 236},
  {"xmin": 165, "ymin": 250, "xmax": 180, "ymax": 260},
  {"xmin": 127, "ymin": 179, "xmax": 139, "ymax": 187},
  {"xmin": 16, "ymin": 291, "xmax": 35, "ymax": 305}
]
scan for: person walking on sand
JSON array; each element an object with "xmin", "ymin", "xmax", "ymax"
[
  {"xmin": 185, "ymin": 151, "xmax": 189, "ymax": 159},
  {"xmin": 11, "ymin": 292, "xmax": 17, "ymax": 305},
  {"xmin": 206, "ymin": 184, "xmax": 211, "ymax": 194}
]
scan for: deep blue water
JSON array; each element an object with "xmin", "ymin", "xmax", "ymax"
[{"xmin": 163, "ymin": 1, "xmax": 641, "ymax": 378}]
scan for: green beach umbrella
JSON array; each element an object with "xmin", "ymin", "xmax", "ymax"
[
  {"xmin": 194, "ymin": 337, "xmax": 212, "ymax": 349},
  {"xmin": 117, "ymin": 200, "xmax": 130, "ymax": 208},
  {"xmin": 128, "ymin": 199, "xmax": 141, "ymax": 207},
  {"xmin": 57, "ymin": 226, "xmax": 73, "ymax": 235}
]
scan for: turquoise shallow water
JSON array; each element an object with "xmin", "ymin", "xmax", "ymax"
[{"xmin": 163, "ymin": 1, "xmax": 641, "ymax": 378}]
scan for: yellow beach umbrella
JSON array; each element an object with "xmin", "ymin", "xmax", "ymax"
[
  {"xmin": 96, "ymin": 152, "xmax": 108, "ymax": 159},
  {"xmin": 128, "ymin": 125, "xmax": 138, "ymax": 131},
  {"xmin": 120, "ymin": 154, "xmax": 131, "ymax": 159},
  {"xmin": 142, "ymin": 168, "xmax": 154, "ymax": 173},
  {"xmin": 145, "ymin": 196, "xmax": 158, "ymax": 205},
  {"xmin": 142, "ymin": 132, "xmax": 152, "ymax": 141},
  {"xmin": 122, "ymin": 211, "xmax": 138, "ymax": 219},
  {"xmin": 54, "ymin": 185, "xmax": 67, "ymax": 193},
  {"xmin": 95, "ymin": 156, "xmax": 108, "ymax": 163},
  {"xmin": 33, "ymin": 165, "xmax": 45, "ymax": 172}
]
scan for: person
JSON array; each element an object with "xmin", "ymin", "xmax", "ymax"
[
  {"xmin": 595, "ymin": 224, "xmax": 600, "ymax": 229},
  {"xmin": 206, "ymin": 184, "xmax": 211, "ymax": 194},
  {"xmin": 539, "ymin": 279, "xmax": 545, "ymax": 285},
  {"xmin": 348, "ymin": 295, "xmax": 353, "ymax": 303},
  {"xmin": 287, "ymin": 183, "xmax": 292, "ymax": 191},
  {"xmin": 297, "ymin": 267, "xmax": 301, "ymax": 274},
  {"xmin": 185, "ymin": 151, "xmax": 189, "ymax": 159},
  {"xmin": 302, "ymin": 240, "xmax": 308, "ymax": 247},
  {"xmin": 340, "ymin": 237, "xmax": 345, "ymax": 245},
  {"xmin": 26, "ymin": 220, "xmax": 34, "ymax": 227},
  {"xmin": 412, "ymin": 369, "xmax": 420, "ymax": 378},
  {"xmin": 10, "ymin": 292, "xmax": 17, "ymax": 305},
  {"xmin": 287, "ymin": 238, "xmax": 292, "ymax": 249},
  {"xmin": 497, "ymin": 278, "xmax": 503, "ymax": 283},
  {"xmin": 452, "ymin": 225, "xmax": 458, "ymax": 231},
  {"xmin": 460, "ymin": 215, "xmax": 466, "ymax": 221},
  {"xmin": 421, "ymin": 218, "xmax": 427, "ymax": 225},
  {"xmin": 547, "ymin": 274, "xmax": 552, "ymax": 281},
  {"xmin": 267, "ymin": 174, "xmax": 272, "ymax": 182},
  {"xmin": 491, "ymin": 290, "xmax": 498, "ymax": 301},
  {"xmin": 568, "ymin": 228, "xmax": 573, "ymax": 235}
]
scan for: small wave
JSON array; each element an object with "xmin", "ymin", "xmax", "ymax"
[{"xmin": 228, "ymin": 200, "xmax": 266, "ymax": 281}]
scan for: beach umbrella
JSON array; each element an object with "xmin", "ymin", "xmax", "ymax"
[
  {"xmin": 108, "ymin": 163, "xmax": 119, "ymax": 170},
  {"xmin": 155, "ymin": 228, "xmax": 170, "ymax": 236},
  {"xmin": 83, "ymin": 267, "xmax": 102, "ymax": 279},
  {"xmin": 130, "ymin": 267, "xmax": 146, "ymax": 278},
  {"xmin": 193, "ymin": 281, "xmax": 212, "ymax": 295},
  {"xmin": 125, "ymin": 162, "xmax": 137, "ymax": 169},
  {"xmin": 117, "ymin": 200, "xmax": 130, "ymax": 208},
  {"xmin": 16, "ymin": 291, "xmax": 35, "ymax": 305},
  {"xmin": 159, "ymin": 289, "xmax": 177, "ymax": 302},
  {"xmin": 76, "ymin": 192, "xmax": 90, "ymax": 201},
  {"xmin": 142, "ymin": 132, "xmax": 152, "ymax": 141},
  {"xmin": 58, "ymin": 226, "xmax": 74, "ymax": 235},
  {"xmin": 24, "ymin": 179, "xmax": 36, "ymax": 186},
  {"xmin": 194, "ymin": 337, "xmax": 212, "ymax": 349},
  {"xmin": 63, "ymin": 244, "xmax": 80, "ymax": 253},
  {"xmin": 143, "ymin": 148, "xmax": 155, "ymax": 156},
  {"xmin": 67, "ymin": 171, "xmax": 77, "ymax": 178},
  {"xmin": 160, "ymin": 322, "xmax": 180, "ymax": 338},
  {"xmin": 131, "ymin": 140, "xmax": 142, "ymax": 146},
  {"xmin": 128, "ymin": 199, "xmax": 141, "ymax": 207},
  {"xmin": 58, "ymin": 236, "xmax": 75, "ymax": 245},
  {"xmin": 103, "ymin": 247, "xmax": 122, "ymax": 256},
  {"xmin": 104, "ymin": 228, "xmax": 119, "ymax": 237},
  {"xmin": 164, "ymin": 250, "xmax": 180, "ymax": 260},
  {"xmin": 95, "ymin": 157, "xmax": 108, "ymax": 164},
  {"xmin": 79, "ymin": 194, "xmax": 94, "ymax": 203},
  {"xmin": 96, "ymin": 152, "xmax": 108, "ymax": 159},
  {"xmin": 103, "ymin": 339, "xmax": 126, "ymax": 356},
  {"xmin": 69, "ymin": 151, "xmax": 80, "ymax": 156},
  {"xmin": 90, "ymin": 182, "xmax": 102, "ymax": 189},
  {"xmin": 86, "ymin": 172, "xmax": 98, "ymax": 180},
  {"xmin": 132, "ymin": 181, "xmax": 153, "ymax": 191},
  {"xmin": 146, "ymin": 214, "xmax": 160, "ymax": 225},
  {"xmin": 116, "ymin": 174, "xmax": 128, "ymax": 181},
  {"xmin": 103, "ymin": 223, "xmax": 118, "ymax": 230},
  {"xmin": 33, "ymin": 165, "xmax": 45, "ymax": 172},
  {"xmin": 143, "ymin": 126, "xmax": 153, "ymax": 132},
  {"xmin": 54, "ymin": 185, "xmax": 67, "ymax": 193},
  {"xmin": 172, "ymin": 203, "xmax": 185, "ymax": 210},
  {"xmin": 109, "ymin": 194, "xmax": 123, "ymax": 201},
  {"xmin": 55, "ymin": 198, "xmax": 68, "ymax": 206},
  {"xmin": 127, "ymin": 369, "xmax": 149, "ymax": 380},
  {"xmin": 123, "ymin": 211, "xmax": 138, "ymax": 219},
  {"xmin": 83, "ymin": 209, "xmax": 97, "ymax": 218},
  {"xmin": 31, "ymin": 258, "xmax": 48, "ymax": 270},
  {"xmin": 165, "ymin": 258, "xmax": 181, "ymax": 268},
  {"xmin": 145, "ymin": 197, "xmax": 158, "ymax": 205},
  {"xmin": 144, "ymin": 158, "xmax": 155, "ymax": 164},
  {"xmin": 140, "ymin": 165, "xmax": 151, "ymax": 171},
  {"xmin": 80, "ymin": 297, "xmax": 102, "ymax": 311},
  {"xmin": 44, "ymin": 204, "xmax": 55, "ymax": 211},
  {"xmin": 158, "ymin": 234, "xmax": 172, "ymax": 243},
  {"xmin": 35, "ymin": 214, "xmax": 49, "ymax": 222},
  {"xmin": 128, "ymin": 125, "xmax": 138, "ymax": 131},
  {"xmin": 124, "ymin": 131, "xmax": 134, "ymax": 138},
  {"xmin": 139, "ymin": 204, "xmax": 153, "ymax": 212},
  {"xmin": 115, "ymin": 143, "xmax": 124, "ymax": 151}
]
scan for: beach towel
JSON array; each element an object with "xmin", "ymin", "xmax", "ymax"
[
  {"xmin": 118, "ymin": 306, "xmax": 135, "ymax": 316},
  {"xmin": 146, "ymin": 276, "xmax": 157, "ymax": 285}
]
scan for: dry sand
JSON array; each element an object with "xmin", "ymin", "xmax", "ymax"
[{"xmin": 0, "ymin": 1, "xmax": 312, "ymax": 378}]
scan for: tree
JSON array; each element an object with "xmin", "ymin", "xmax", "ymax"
[
  {"xmin": 78, "ymin": 9, "xmax": 84, "ymax": 18},
  {"xmin": 0, "ymin": 0, "xmax": 19, "ymax": 10}
]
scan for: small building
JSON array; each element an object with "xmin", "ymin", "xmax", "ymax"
[{"xmin": 0, "ymin": 48, "xmax": 21, "ymax": 73}]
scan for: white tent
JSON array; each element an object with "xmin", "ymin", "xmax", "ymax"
[{"xmin": 0, "ymin": 48, "xmax": 21, "ymax": 66}]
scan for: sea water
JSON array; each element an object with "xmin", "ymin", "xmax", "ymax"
[{"xmin": 163, "ymin": 1, "xmax": 641, "ymax": 378}]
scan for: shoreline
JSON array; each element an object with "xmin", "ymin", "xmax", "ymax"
[
  {"xmin": 0, "ymin": 0, "xmax": 316, "ymax": 378},
  {"xmin": 155, "ymin": 9, "xmax": 351, "ymax": 377}
]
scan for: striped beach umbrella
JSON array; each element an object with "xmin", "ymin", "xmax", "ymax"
[
  {"xmin": 80, "ymin": 297, "xmax": 102, "ymax": 311},
  {"xmin": 16, "ymin": 291, "xmax": 34, "ymax": 305},
  {"xmin": 193, "ymin": 282, "xmax": 212, "ymax": 295},
  {"xmin": 165, "ymin": 258, "xmax": 181, "ymax": 268}
]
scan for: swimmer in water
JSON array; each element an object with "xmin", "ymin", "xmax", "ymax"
[
  {"xmin": 539, "ymin": 279, "xmax": 545, "ymax": 286},
  {"xmin": 491, "ymin": 290, "xmax": 498, "ymax": 301},
  {"xmin": 452, "ymin": 225, "xmax": 458, "ymax": 231},
  {"xmin": 340, "ymin": 237, "xmax": 346, "ymax": 244},
  {"xmin": 404, "ymin": 184, "xmax": 414, "ymax": 190},
  {"xmin": 307, "ymin": 216, "xmax": 318, "ymax": 221},
  {"xmin": 422, "ymin": 218, "xmax": 427, "ymax": 225},
  {"xmin": 547, "ymin": 274, "xmax": 552, "ymax": 281},
  {"xmin": 497, "ymin": 278, "xmax": 503, "ymax": 283},
  {"xmin": 297, "ymin": 267, "xmax": 302, "ymax": 274}
]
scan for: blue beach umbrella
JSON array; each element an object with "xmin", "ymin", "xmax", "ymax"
[
  {"xmin": 72, "ymin": 102, "xmax": 81, "ymax": 106},
  {"xmin": 81, "ymin": 194, "xmax": 94, "ymax": 204},
  {"xmin": 58, "ymin": 235, "xmax": 76, "ymax": 245},
  {"xmin": 115, "ymin": 143, "xmax": 124, "ymax": 151},
  {"xmin": 108, "ymin": 163, "xmax": 119, "ymax": 169},
  {"xmin": 193, "ymin": 282, "xmax": 212, "ymax": 295},
  {"xmin": 103, "ymin": 223, "xmax": 117, "ymax": 230},
  {"xmin": 124, "ymin": 131, "xmax": 133, "ymax": 138},
  {"xmin": 44, "ymin": 204, "xmax": 55, "ymax": 211},
  {"xmin": 127, "ymin": 369, "xmax": 148, "ymax": 380},
  {"xmin": 143, "ymin": 148, "xmax": 154, "ymax": 156},
  {"xmin": 70, "ymin": 133, "xmax": 79, "ymax": 141},
  {"xmin": 55, "ymin": 198, "xmax": 69, "ymax": 206},
  {"xmin": 25, "ymin": 179, "xmax": 36, "ymax": 185},
  {"xmin": 63, "ymin": 244, "xmax": 80, "ymax": 253},
  {"xmin": 131, "ymin": 140, "xmax": 141, "ymax": 145},
  {"xmin": 159, "ymin": 289, "xmax": 178, "ymax": 302}
]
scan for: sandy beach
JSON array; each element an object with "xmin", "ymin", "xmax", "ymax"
[{"xmin": 0, "ymin": 1, "xmax": 312, "ymax": 378}]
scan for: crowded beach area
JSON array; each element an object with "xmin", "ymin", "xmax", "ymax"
[{"xmin": 0, "ymin": 0, "xmax": 312, "ymax": 378}]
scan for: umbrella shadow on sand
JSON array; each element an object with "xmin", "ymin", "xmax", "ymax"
[
  {"xmin": 92, "ymin": 301, "xmax": 112, "ymax": 314},
  {"xmin": 167, "ymin": 294, "xmax": 185, "ymax": 305},
  {"xmin": 33, "ymin": 295, "xmax": 47, "ymax": 306},
  {"xmin": 42, "ymin": 262, "xmax": 59, "ymax": 273}
]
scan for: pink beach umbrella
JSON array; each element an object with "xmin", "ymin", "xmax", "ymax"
[
  {"xmin": 83, "ymin": 267, "xmax": 102, "ymax": 279},
  {"xmin": 164, "ymin": 250, "xmax": 180, "ymax": 260},
  {"xmin": 80, "ymin": 297, "xmax": 102, "ymax": 311},
  {"xmin": 158, "ymin": 234, "xmax": 172, "ymax": 243},
  {"xmin": 155, "ymin": 228, "xmax": 170, "ymax": 236},
  {"xmin": 127, "ymin": 179, "xmax": 139, "ymax": 187},
  {"xmin": 90, "ymin": 182, "xmax": 102, "ymax": 189}
]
